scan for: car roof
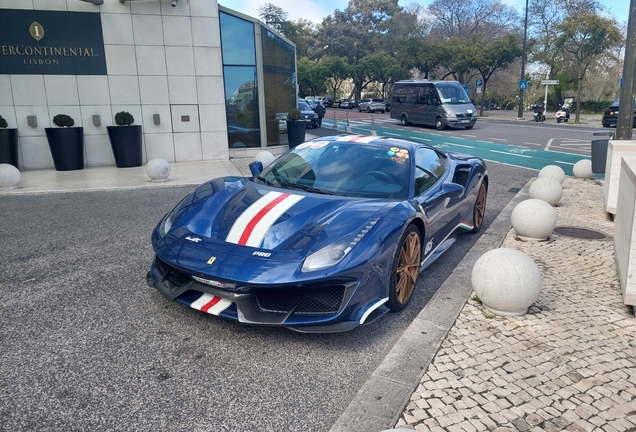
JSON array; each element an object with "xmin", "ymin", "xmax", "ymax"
[{"xmin": 306, "ymin": 135, "xmax": 424, "ymax": 152}]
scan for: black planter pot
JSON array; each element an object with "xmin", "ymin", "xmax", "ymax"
[
  {"xmin": 45, "ymin": 127, "xmax": 84, "ymax": 171},
  {"xmin": 0, "ymin": 128, "xmax": 19, "ymax": 168},
  {"xmin": 107, "ymin": 125, "xmax": 143, "ymax": 168},
  {"xmin": 286, "ymin": 120, "xmax": 306, "ymax": 149}
]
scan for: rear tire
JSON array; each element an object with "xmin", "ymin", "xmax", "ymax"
[
  {"xmin": 387, "ymin": 225, "xmax": 421, "ymax": 312},
  {"xmin": 400, "ymin": 114, "xmax": 410, "ymax": 126}
]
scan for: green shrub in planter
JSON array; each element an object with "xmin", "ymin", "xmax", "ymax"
[
  {"xmin": 114, "ymin": 111, "xmax": 135, "ymax": 126},
  {"xmin": 287, "ymin": 108, "xmax": 301, "ymax": 121},
  {"xmin": 52, "ymin": 114, "xmax": 75, "ymax": 127},
  {"xmin": 0, "ymin": 115, "xmax": 8, "ymax": 129}
]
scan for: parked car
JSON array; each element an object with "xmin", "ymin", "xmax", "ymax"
[
  {"xmin": 332, "ymin": 99, "xmax": 342, "ymax": 108},
  {"xmin": 342, "ymin": 99, "xmax": 357, "ymax": 109},
  {"xmin": 298, "ymin": 101, "xmax": 318, "ymax": 128},
  {"xmin": 147, "ymin": 135, "xmax": 488, "ymax": 332},
  {"xmin": 306, "ymin": 99, "xmax": 321, "ymax": 112},
  {"xmin": 385, "ymin": 101, "xmax": 391, "ymax": 112},
  {"xmin": 358, "ymin": 98, "xmax": 386, "ymax": 113},
  {"xmin": 340, "ymin": 99, "xmax": 352, "ymax": 109},
  {"xmin": 602, "ymin": 98, "xmax": 636, "ymax": 128},
  {"xmin": 323, "ymin": 97, "xmax": 334, "ymax": 107}
]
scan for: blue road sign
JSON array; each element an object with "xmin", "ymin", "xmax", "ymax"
[
  {"xmin": 476, "ymin": 79, "xmax": 483, "ymax": 87},
  {"xmin": 519, "ymin": 80, "xmax": 527, "ymax": 90},
  {"xmin": 620, "ymin": 77, "xmax": 623, "ymax": 88}
]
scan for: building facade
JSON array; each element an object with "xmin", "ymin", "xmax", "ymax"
[{"xmin": 0, "ymin": 0, "xmax": 296, "ymax": 170}]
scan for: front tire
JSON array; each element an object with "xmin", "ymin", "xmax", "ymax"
[
  {"xmin": 465, "ymin": 125, "xmax": 474, "ymax": 130},
  {"xmin": 470, "ymin": 182, "xmax": 488, "ymax": 233},
  {"xmin": 435, "ymin": 117, "xmax": 445, "ymax": 130},
  {"xmin": 367, "ymin": 107, "xmax": 371, "ymax": 113},
  {"xmin": 387, "ymin": 225, "xmax": 422, "ymax": 312}
]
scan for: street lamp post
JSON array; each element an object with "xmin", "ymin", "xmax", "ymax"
[{"xmin": 517, "ymin": 0, "xmax": 529, "ymax": 120}]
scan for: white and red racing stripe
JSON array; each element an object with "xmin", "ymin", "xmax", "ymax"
[
  {"xmin": 190, "ymin": 293, "xmax": 232, "ymax": 315},
  {"xmin": 335, "ymin": 135, "xmax": 379, "ymax": 143},
  {"xmin": 225, "ymin": 191, "xmax": 304, "ymax": 247}
]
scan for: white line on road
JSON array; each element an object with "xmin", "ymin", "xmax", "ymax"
[
  {"xmin": 556, "ymin": 161, "xmax": 575, "ymax": 166},
  {"xmin": 385, "ymin": 132, "xmax": 400, "ymax": 136},
  {"xmin": 522, "ymin": 142, "xmax": 543, "ymax": 146},
  {"xmin": 545, "ymin": 138, "xmax": 554, "ymax": 151},
  {"xmin": 412, "ymin": 137, "xmax": 432, "ymax": 141},
  {"xmin": 489, "ymin": 138, "xmax": 507, "ymax": 141},
  {"xmin": 490, "ymin": 150, "xmax": 532, "ymax": 158},
  {"xmin": 555, "ymin": 143, "xmax": 591, "ymax": 147},
  {"xmin": 462, "ymin": 134, "xmax": 477, "ymax": 137},
  {"xmin": 443, "ymin": 142, "xmax": 474, "ymax": 148}
]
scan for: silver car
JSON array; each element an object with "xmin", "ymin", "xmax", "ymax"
[{"xmin": 358, "ymin": 98, "xmax": 385, "ymax": 113}]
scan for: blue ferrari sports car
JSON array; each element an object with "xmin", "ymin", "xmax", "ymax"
[{"xmin": 147, "ymin": 135, "xmax": 488, "ymax": 332}]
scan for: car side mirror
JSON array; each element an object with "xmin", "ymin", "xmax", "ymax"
[{"xmin": 249, "ymin": 161, "xmax": 263, "ymax": 177}]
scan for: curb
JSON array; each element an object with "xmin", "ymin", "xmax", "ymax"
[{"xmin": 329, "ymin": 179, "xmax": 533, "ymax": 432}]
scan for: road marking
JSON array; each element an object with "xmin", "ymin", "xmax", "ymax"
[
  {"xmin": 556, "ymin": 160, "xmax": 575, "ymax": 166},
  {"xmin": 545, "ymin": 138, "xmax": 554, "ymax": 150},
  {"xmin": 428, "ymin": 133, "xmax": 443, "ymax": 136},
  {"xmin": 462, "ymin": 134, "xmax": 477, "ymax": 137},
  {"xmin": 476, "ymin": 140, "xmax": 493, "ymax": 143},
  {"xmin": 557, "ymin": 143, "xmax": 591, "ymax": 147},
  {"xmin": 443, "ymin": 142, "xmax": 474, "ymax": 148},
  {"xmin": 385, "ymin": 132, "xmax": 400, "ymax": 136},
  {"xmin": 452, "ymin": 136, "xmax": 465, "ymax": 140},
  {"xmin": 412, "ymin": 136, "xmax": 432, "ymax": 141},
  {"xmin": 490, "ymin": 150, "xmax": 532, "ymax": 158},
  {"xmin": 489, "ymin": 138, "xmax": 507, "ymax": 141},
  {"xmin": 523, "ymin": 142, "xmax": 543, "ymax": 146}
]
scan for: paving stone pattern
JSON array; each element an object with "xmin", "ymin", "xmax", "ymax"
[{"xmin": 396, "ymin": 178, "xmax": 636, "ymax": 431}]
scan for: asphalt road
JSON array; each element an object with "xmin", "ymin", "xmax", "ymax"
[{"xmin": 1, "ymin": 155, "xmax": 534, "ymax": 430}]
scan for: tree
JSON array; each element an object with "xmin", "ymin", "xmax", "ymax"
[
  {"xmin": 258, "ymin": 3, "xmax": 287, "ymax": 32},
  {"xmin": 427, "ymin": 0, "xmax": 520, "ymax": 40},
  {"xmin": 297, "ymin": 57, "xmax": 329, "ymax": 97},
  {"xmin": 356, "ymin": 53, "xmax": 408, "ymax": 99},
  {"xmin": 322, "ymin": 56, "xmax": 353, "ymax": 99},
  {"xmin": 470, "ymin": 34, "xmax": 523, "ymax": 115},
  {"xmin": 556, "ymin": 12, "xmax": 622, "ymax": 122}
]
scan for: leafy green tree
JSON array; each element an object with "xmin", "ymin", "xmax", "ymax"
[
  {"xmin": 322, "ymin": 56, "xmax": 354, "ymax": 99},
  {"xmin": 396, "ymin": 37, "xmax": 442, "ymax": 79},
  {"xmin": 556, "ymin": 12, "xmax": 622, "ymax": 121},
  {"xmin": 297, "ymin": 57, "xmax": 329, "ymax": 97},
  {"xmin": 427, "ymin": 0, "xmax": 520, "ymax": 40},
  {"xmin": 258, "ymin": 3, "xmax": 287, "ymax": 32},
  {"xmin": 357, "ymin": 53, "xmax": 408, "ymax": 99},
  {"xmin": 469, "ymin": 34, "xmax": 523, "ymax": 115}
]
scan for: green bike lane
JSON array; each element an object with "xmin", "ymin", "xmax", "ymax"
[{"xmin": 321, "ymin": 119, "xmax": 590, "ymax": 176}]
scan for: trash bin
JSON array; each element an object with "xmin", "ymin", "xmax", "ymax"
[{"xmin": 591, "ymin": 130, "xmax": 615, "ymax": 173}]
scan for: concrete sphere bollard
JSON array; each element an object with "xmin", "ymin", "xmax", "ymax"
[
  {"xmin": 0, "ymin": 163, "xmax": 20, "ymax": 190},
  {"xmin": 146, "ymin": 158, "xmax": 171, "ymax": 182},
  {"xmin": 529, "ymin": 177, "xmax": 563, "ymax": 205},
  {"xmin": 573, "ymin": 159, "xmax": 593, "ymax": 179},
  {"xmin": 254, "ymin": 150, "xmax": 275, "ymax": 167},
  {"xmin": 511, "ymin": 199, "xmax": 557, "ymax": 241},
  {"xmin": 472, "ymin": 248, "xmax": 542, "ymax": 316},
  {"xmin": 538, "ymin": 165, "xmax": 565, "ymax": 184}
]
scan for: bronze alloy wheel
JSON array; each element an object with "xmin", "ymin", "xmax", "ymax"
[
  {"xmin": 388, "ymin": 226, "xmax": 422, "ymax": 311},
  {"xmin": 472, "ymin": 182, "xmax": 487, "ymax": 233}
]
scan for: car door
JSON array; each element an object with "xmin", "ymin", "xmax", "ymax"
[{"xmin": 412, "ymin": 147, "xmax": 460, "ymax": 262}]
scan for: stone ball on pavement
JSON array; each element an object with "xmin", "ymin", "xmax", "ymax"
[
  {"xmin": 471, "ymin": 248, "xmax": 542, "ymax": 316},
  {"xmin": 254, "ymin": 151, "xmax": 275, "ymax": 167},
  {"xmin": 0, "ymin": 163, "xmax": 20, "ymax": 190},
  {"xmin": 573, "ymin": 159, "xmax": 593, "ymax": 179},
  {"xmin": 511, "ymin": 199, "xmax": 557, "ymax": 241},
  {"xmin": 146, "ymin": 158, "xmax": 171, "ymax": 182},
  {"xmin": 538, "ymin": 165, "xmax": 565, "ymax": 184},
  {"xmin": 529, "ymin": 177, "xmax": 563, "ymax": 205}
]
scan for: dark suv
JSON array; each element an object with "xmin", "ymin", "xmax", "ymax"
[{"xmin": 602, "ymin": 98, "xmax": 636, "ymax": 128}]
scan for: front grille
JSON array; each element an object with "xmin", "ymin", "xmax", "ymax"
[
  {"xmin": 154, "ymin": 256, "xmax": 192, "ymax": 286},
  {"xmin": 456, "ymin": 113, "xmax": 468, "ymax": 118},
  {"xmin": 253, "ymin": 285, "xmax": 346, "ymax": 316}
]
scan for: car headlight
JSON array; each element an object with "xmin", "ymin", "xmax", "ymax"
[
  {"xmin": 446, "ymin": 113, "xmax": 457, "ymax": 118},
  {"xmin": 301, "ymin": 218, "xmax": 380, "ymax": 273},
  {"xmin": 158, "ymin": 200, "xmax": 184, "ymax": 239}
]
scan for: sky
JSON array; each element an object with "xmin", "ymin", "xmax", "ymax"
[{"xmin": 221, "ymin": 0, "xmax": 630, "ymax": 26}]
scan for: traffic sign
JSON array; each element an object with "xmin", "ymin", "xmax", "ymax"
[
  {"xmin": 476, "ymin": 79, "xmax": 483, "ymax": 87},
  {"xmin": 541, "ymin": 80, "xmax": 559, "ymax": 85},
  {"xmin": 519, "ymin": 80, "xmax": 527, "ymax": 90}
]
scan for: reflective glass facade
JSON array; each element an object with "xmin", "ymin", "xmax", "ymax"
[{"xmin": 220, "ymin": 10, "xmax": 296, "ymax": 148}]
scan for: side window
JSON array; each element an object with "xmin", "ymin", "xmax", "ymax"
[
  {"xmin": 429, "ymin": 85, "xmax": 440, "ymax": 105},
  {"xmin": 418, "ymin": 85, "xmax": 429, "ymax": 104},
  {"xmin": 414, "ymin": 147, "xmax": 446, "ymax": 195},
  {"xmin": 393, "ymin": 86, "xmax": 407, "ymax": 103},
  {"xmin": 406, "ymin": 85, "xmax": 418, "ymax": 103}
]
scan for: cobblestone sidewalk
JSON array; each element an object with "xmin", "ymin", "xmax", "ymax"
[{"xmin": 395, "ymin": 178, "xmax": 636, "ymax": 432}]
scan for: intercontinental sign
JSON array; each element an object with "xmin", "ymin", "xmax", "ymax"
[{"xmin": 0, "ymin": 10, "xmax": 107, "ymax": 75}]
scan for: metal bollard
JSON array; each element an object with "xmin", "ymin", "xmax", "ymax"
[
  {"xmin": 346, "ymin": 114, "xmax": 352, "ymax": 133},
  {"xmin": 370, "ymin": 114, "xmax": 377, "ymax": 136},
  {"xmin": 332, "ymin": 112, "xmax": 338, "ymax": 130}
]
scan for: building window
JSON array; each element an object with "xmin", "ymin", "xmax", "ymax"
[
  {"xmin": 224, "ymin": 66, "xmax": 260, "ymax": 148},
  {"xmin": 261, "ymin": 27, "xmax": 296, "ymax": 147},
  {"xmin": 220, "ymin": 12, "xmax": 256, "ymax": 66}
]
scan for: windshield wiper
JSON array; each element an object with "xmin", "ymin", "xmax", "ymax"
[
  {"xmin": 279, "ymin": 182, "xmax": 336, "ymax": 195},
  {"xmin": 256, "ymin": 175, "xmax": 275, "ymax": 187}
]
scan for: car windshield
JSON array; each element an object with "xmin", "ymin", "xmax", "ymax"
[
  {"xmin": 254, "ymin": 141, "xmax": 411, "ymax": 199},
  {"xmin": 298, "ymin": 101, "xmax": 311, "ymax": 111},
  {"xmin": 435, "ymin": 83, "xmax": 470, "ymax": 104}
]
